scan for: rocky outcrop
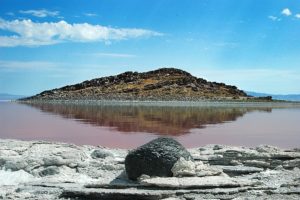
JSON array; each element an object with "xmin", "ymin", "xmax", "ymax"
[
  {"xmin": 125, "ymin": 138, "xmax": 193, "ymax": 180},
  {"xmin": 1, "ymin": 139, "xmax": 300, "ymax": 199},
  {"xmin": 21, "ymin": 68, "xmax": 253, "ymax": 101}
]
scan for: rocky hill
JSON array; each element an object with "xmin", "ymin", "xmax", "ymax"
[{"xmin": 23, "ymin": 68, "xmax": 252, "ymax": 101}]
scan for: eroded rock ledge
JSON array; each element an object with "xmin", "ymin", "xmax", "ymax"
[{"xmin": 0, "ymin": 139, "xmax": 299, "ymax": 200}]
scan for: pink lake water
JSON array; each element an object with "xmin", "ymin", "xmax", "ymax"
[{"xmin": 0, "ymin": 101, "xmax": 300, "ymax": 149}]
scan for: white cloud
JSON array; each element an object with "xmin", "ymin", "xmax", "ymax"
[
  {"xmin": 281, "ymin": 8, "xmax": 292, "ymax": 16},
  {"xmin": 84, "ymin": 13, "xmax": 98, "ymax": 17},
  {"xmin": 0, "ymin": 18, "xmax": 162, "ymax": 47},
  {"xmin": 0, "ymin": 35, "xmax": 58, "ymax": 47},
  {"xmin": 268, "ymin": 15, "xmax": 281, "ymax": 21},
  {"xmin": 91, "ymin": 53, "xmax": 136, "ymax": 58},
  {"xmin": 295, "ymin": 14, "xmax": 300, "ymax": 19},
  {"xmin": 19, "ymin": 9, "xmax": 59, "ymax": 18}
]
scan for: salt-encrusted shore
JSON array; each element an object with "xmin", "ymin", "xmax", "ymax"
[{"xmin": 0, "ymin": 139, "xmax": 300, "ymax": 200}]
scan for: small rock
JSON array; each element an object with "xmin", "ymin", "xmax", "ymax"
[
  {"xmin": 39, "ymin": 166, "xmax": 60, "ymax": 177},
  {"xmin": 137, "ymin": 174, "xmax": 151, "ymax": 181},
  {"xmin": 161, "ymin": 197, "xmax": 182, "ymax": 200},
  {"xmin": 283, "ymin": 159, "xmax": 300, "ymax": 169},
  {"xmin": 4, "ymin": 160, "xmax": 27, "ymax": 171},
  {"xmin": 213, "ymin": 145, "xmax": 223, "ymax": 150},
  {"xmin": 199, "ymin": 147, "xmax": 206, "ymax": 151},
  {"xmin": 219, "ymin": 165, "xmax": 264, "ymax": 176},
  {"xmin": 91, "ymin": 149, "xmax": 113, "ymax": 159},
  {"xmin": 256, "ymin": 145, "xmax": 280, "ymax": 153},
  {"xmin": 230, "ymin": 160, "xmax": 241, "ymax": 166},
  {"xmin": 139, "ymin": 176, "xmax": 256, "ymax": 189},
  {"xmin": 194, "ymin": 162, "xmax": 223, "ymax": 177},
  {"xmin": 0, "ymin": 158, "xmax": 6, "ymax": 167},
  {"xmin": 125, "ymin": 137, "xmax": 193, "ymax": 180},
  {"xmin": 43, "ymin": 156, "xmax": 65, "ymax": 166},
  {"xmin": 171, "ymin": 157, "xmax": 196, "ymax": 177},
  {"xmin": 243, "ymin": 160, "xmax": 270, "ymax": 168}
]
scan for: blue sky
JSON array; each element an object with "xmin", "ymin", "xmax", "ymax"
[{"xmin": 0, "ymin": 0, "xmax": 300, "ymax": 95}]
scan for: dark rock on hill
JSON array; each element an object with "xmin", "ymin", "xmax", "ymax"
[
  {"xmin": 22, "ymin": 68, "xmax": 251, "ymax": 101},
  {"xmin": 125, "ymin": 137, "xmax": 193, "ymax": 180}
]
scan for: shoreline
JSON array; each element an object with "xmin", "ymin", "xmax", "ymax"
[
  {"xmin": 1, "ymin": 139, "xmax": 299, "ymax": 199},
  {"xmin": 15, "ymin": 99, "xmax": 300, "ymax": 108}
]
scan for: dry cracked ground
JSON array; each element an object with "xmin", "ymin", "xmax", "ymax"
[{"xmin": 0, "ymin": 139, "xmax": 300, "ymax": 200}]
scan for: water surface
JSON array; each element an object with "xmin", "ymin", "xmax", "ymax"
[{"xmin": 0, "ymin": 101, "xmax": 299, "ymax": 148}]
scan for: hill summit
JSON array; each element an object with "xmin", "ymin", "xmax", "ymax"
[{"xmin": 23, "ymin": 68, "xmax": 250, "ymax": 101}]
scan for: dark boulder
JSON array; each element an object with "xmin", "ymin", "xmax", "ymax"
[{"xmin": 125, "ymin": 137, "xmax": 193, "ymax": 180}]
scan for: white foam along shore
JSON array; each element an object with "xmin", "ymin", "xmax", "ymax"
[{"xmin": 0, "ymin": 139, "xmax": 299, "ymax": 199}]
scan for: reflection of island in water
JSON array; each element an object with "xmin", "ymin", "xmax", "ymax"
[{"xmin": 23, "ymin": 102, "xmax": 272, "ymax": 136}]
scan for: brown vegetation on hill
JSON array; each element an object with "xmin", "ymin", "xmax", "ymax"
[{"xmin": 23, "ymin": 68, "xmax": 252, "ymax": 101}]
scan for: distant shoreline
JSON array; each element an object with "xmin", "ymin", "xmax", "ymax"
[{"xmin": 16, "ymin": 99, "xmax": 300, "ymax": 108}]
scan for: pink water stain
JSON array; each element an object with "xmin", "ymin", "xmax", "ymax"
[
  {"xmin": 177, "ymin": 109, "xmax": 300, "ymax": 148},
  {"xmin": 1, "ymin": 102, "xmax": 300, "ymax": 149},
  {"xmin": 0, "ymin": 102, "xmax": 157, "ymax": 148}
]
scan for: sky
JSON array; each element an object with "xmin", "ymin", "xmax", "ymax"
[{"xmin": 0, "ymin": 0, "xmax": 300, "ymax": 95}]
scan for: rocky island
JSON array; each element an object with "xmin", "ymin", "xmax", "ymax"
[
  {"xmin": 1, "ymin": 138, "xmax": 299, "ymax": 199},
  {"xmin": 21, "ymin": 68, "xmax": 271, "ymax": 101}
]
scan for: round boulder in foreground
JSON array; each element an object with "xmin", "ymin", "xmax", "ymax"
[{"xmin": 125, "ymin": 137, "xmax": 193, "ymax": 180}]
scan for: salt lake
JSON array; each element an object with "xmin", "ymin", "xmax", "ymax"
[{"xmin": 1, "ymin": 101, "xmax": 299, "ymax": 148}]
